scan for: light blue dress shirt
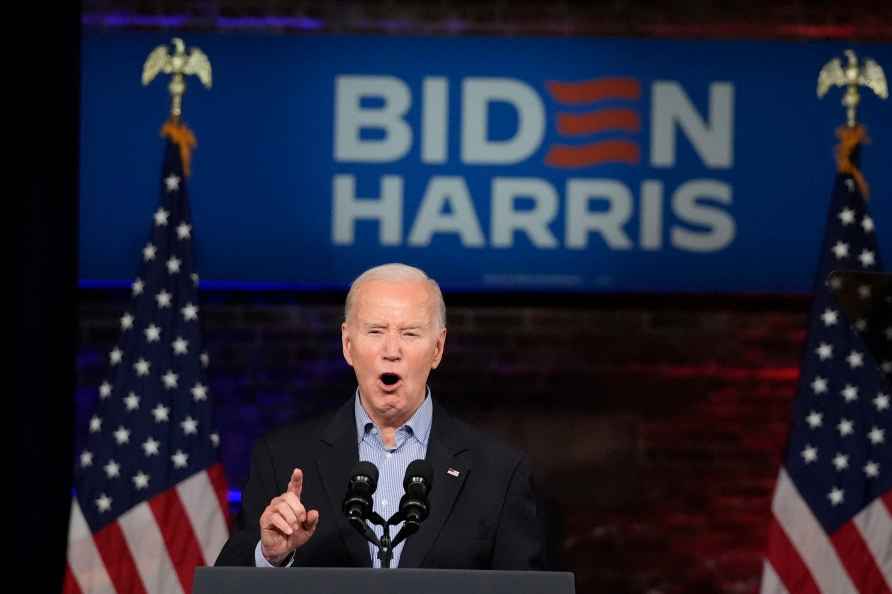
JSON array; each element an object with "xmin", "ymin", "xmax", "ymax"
[{"xmin": 354, "ymin": 389, "xmax": 432, "ymax": 568}]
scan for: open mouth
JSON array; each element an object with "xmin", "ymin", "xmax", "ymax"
[{"xmin": 380, "ymin": 372, "xmax": 402, "ymax": 387}]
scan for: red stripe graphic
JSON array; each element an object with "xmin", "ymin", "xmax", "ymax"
[
  {"xmin": 207, "ymin": 463, "xmax": 232, "ymax": 527},
  {"xmin": 545, "ymin": 140, "xmax": 640, "ymax": 168},
  {"xmin": 557, "ymin": 109, "xmax": 641, "ymax": 136},
  {"xmin": 149, "ymin": 488, "xmax": 206, "ymax": 594},
  {"xmin": 831, "ymin": 520, "xmax": 892, "ymax": 594},
  {"xmin": 93, "ymin": 520, "xmax": 149, "ymax": 594},
  {"xmin": 63, "ymin": 563, "xmax": 84, "ymax": 594},
  {"xmin": 764, "ymin": 516, "xmax": 822, "ymax": 594},
  {"xmin": 547, "ymin": 78, "xmax": 641, "ymax": 104},
  {"xmin": 883, "ymin": 489, "xmax": 892, "ymax": 514}
]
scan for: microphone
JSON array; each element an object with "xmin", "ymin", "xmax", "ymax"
[
  {"xmin": 342, "ymin": 461, "xmax": 379, "ymax": 523},
  {"xmin": 394, "ymin": 459, "xmax": 433, "ymax": 537}
]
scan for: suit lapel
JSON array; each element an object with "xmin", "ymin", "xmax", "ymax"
[
  {"xmin": 316, "ymin": 399, "xmax": 371, "ymax": 567},
  {"xmin": 399, "ymin": 402, "xmax": 471, "ymax": 568}
]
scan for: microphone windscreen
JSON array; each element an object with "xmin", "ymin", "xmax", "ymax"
[
  {"xmin": 403, "ymin": 459, "xmax": 433, "ymax": 492},
  {"xmin": 351, "ymin": 461, "xmax": 379, "ymax": 491}
]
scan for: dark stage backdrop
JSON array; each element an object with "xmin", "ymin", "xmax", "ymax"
[{"xmin": 76, "ymin": 293, "xmax": 804, "ymax": 594}]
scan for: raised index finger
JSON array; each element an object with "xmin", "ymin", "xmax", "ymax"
[{"xmin": 287, "ymin": 468, "xmax": 303, "ymax": 499}]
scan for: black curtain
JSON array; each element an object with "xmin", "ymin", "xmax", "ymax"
[{"xmin": 18, "ymin": 4, "xmax": 81, "ymax": 588}]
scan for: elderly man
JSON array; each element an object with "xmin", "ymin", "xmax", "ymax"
[{"xmin": 215, "ymin": 263, "xmax": 541, "ymax": 569}]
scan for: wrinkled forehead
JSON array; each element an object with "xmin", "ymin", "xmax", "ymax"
[{"xmin": 351, "ymin": 279, "xmax": 438, "ymax": 325}]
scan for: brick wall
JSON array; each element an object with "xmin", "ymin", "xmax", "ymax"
[{"xmin": 77, "ymin": 293, "xmax": 809, "ymax": 594}]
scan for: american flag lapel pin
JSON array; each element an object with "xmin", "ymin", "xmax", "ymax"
[{"xmin": 447, "ymin": 467, "xmax": 460, "ymax": 478}]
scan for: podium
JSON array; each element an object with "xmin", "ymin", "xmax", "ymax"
[{"xmin": 193, "ymin": 567, "xmax": 575, "ymax": 594}]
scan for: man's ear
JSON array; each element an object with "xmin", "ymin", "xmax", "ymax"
[
  {"xmin": 341, "ymin": 321, "xmax": 354, "ymax": 367},
  {"xmin": 431, "ymin": 327, "xmax": 447, "ymax": 369}
]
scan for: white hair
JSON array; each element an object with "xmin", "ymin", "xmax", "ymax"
[{"xmin": 344, "ymin": 263, "xmax": 446, "ymax": 329}]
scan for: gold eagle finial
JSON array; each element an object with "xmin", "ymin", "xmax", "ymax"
[
  {"xmin": 142, "ymin": 38, "xmax": 212, "ymax": 121},
  {"xmin": 817, "ymin": 49, "xmax": 887, "ymax": 127}
]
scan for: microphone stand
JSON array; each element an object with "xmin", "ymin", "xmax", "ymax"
[{"xmin": 358, "ymin": 511, "xmax": 421, "ymax": 569}]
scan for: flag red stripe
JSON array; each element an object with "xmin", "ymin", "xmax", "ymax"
[
  {"xmin": 93, "ymin": 520, "xmax": 149, "ymax": 594},
  {"xmin": 207, "ymin": 463, "xmax": 232, "ymax": 527},
  {"xmin": 546, "ymin": 78, "xmax": 641, "ymax": 104},
  {"xmin": 63, "ymin": 563, "xmax": 84, "ymax": 594},
  {"xmin": 882, "ymin": 489, "xmax": 892, "ymax": 514},
  {"xmin": 831, "ymin": 520, "xmax": 892, "ymax": 594},
  {"xmin": 764, "ymin": 516, "xmax": 822, "ymax": 594},
  {"xmin": 544, "ymin": 141, "xmax": 640, "ymax": 167},
  {"xmin": 149, "ymin": 488, "xmax": 206, "ymax": 594}
]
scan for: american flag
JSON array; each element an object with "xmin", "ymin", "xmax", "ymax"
[
  {"xmin": 761, "ymin": 138, "xmax": 891, "ymax": 594},
  {"xmin": 65, "ymin": 124, "xmax": 229, "ymax": 594}
]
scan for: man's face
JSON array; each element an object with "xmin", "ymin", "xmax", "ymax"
[{"xmin": 342, "ymin": 278, "xmax": 446, "ymax": 426}]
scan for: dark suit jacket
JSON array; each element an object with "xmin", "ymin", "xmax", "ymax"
[{"xmin": 215, "ymin": 398, "xmax": 542, "ymax": 569}]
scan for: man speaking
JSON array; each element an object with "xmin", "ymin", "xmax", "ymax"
[{"xmin": 215, "ymin": 263, "xmax": 541, "ymax": 569}]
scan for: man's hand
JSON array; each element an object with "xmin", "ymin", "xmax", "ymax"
[{"xmin": 259, "ymin": 468, "xmax": 320, "ymax": 565}]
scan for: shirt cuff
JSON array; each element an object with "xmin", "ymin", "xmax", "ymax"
[{"xmin": 254, "ymin": 540, "xmax": 294, "ymax": 568}]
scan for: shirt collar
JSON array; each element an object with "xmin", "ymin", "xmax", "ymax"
[{"xmin": 354, "ymin": 387, "xmax": 433, "ymax": 447}]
